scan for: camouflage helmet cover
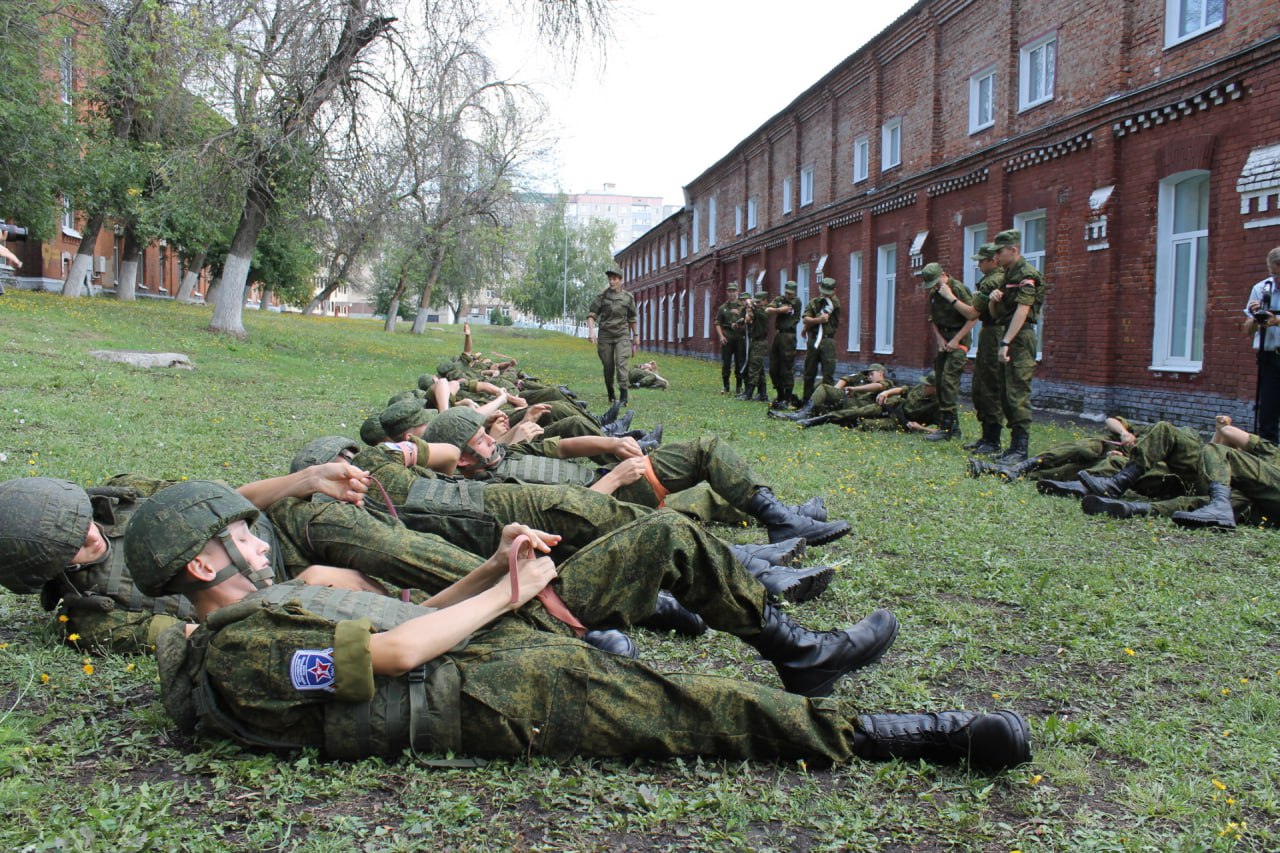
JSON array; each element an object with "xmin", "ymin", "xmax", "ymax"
[
  {"xmin": 0, "ymin": 477, "xmax": 93, "ymax": 594},
  {"xmin": 421, "ymin": 406, "xmax": 486, "ymax": 450},
  {"xmin": 124, "ymin": 480, "xmax": 259, "ymax": 597},
  {"xmin": 360, "ymin": 414, "xmax": 388, "ymax": 446},
  {"xmin": 290, "ymin": 436, "xmax": 359, "ymax": 474}
]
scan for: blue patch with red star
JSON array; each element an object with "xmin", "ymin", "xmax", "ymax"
[{"xmin": 290, "ymin": 648, "xmax": 336, "ymax": 692}]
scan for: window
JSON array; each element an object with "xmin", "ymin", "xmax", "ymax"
[
  {"xmin": 687, "ymin": 289, "xmax": 694, "ymax": 337},
  {"xmin": 1166, "ymin": 0, "xmax": 1223, "ymax": 47},
  {"xmin": 1013, "ymin": 211, "xmax": 1047, "ymax": 359},
  {"xmin": 680, "ymin": 233, "xmax": 688, "ymax": 259},
  {"xmin": 969, "ymin": 67, "xmax": 996, "ymax": 133},
  {"xmin": 782, "ymin": 176, "xmax": 793, "ymax": 214},
  {"xmin": 61, "ymin": 196, "xmax": 75, "ymax": 232},
  {"xmin": 1019, "ymin": 33, "xmax": 1056, "ymax": 111},
  {"xmin": 875, "ymin": 244, "xmax": 896, "ymax": 354},
  {"xmin": 692, "ymin": 208, "xmax": 701, "ymax": 254},
  {"xmin": 800, "ymin": 165, "xmax": 814, "ymax": 207},
  {"xmin": 846, "ymin": 252, "xmax": 863, "ymax": 353},
  {"xmin": 964, "ymin": 224, "xmax": 988, "ymax": 359},
  {"xmin": 853, "ymin": 136, "xmax": 870, "ymax": 183},
  {"xmin": 1153, "ymin": 172, "xmax": 1210, "ymax": 370},
  {"xmin": 666, "ymin": 295, "xmax": 676, "ymax": 343},
  {"xmin": 881, "ymin": 118, "xmax": 902, "ymax": 171},
  {"xmin": 708, "ymin": 197, "xmax": 717, "ymax": 247},
  {"xmin": 60, "ymin": 36, "xmax": 73, "ymax": 104},
  {"xmin": 734, "ymin": 204, "xmax": 743, "ymax": 236},
  {"xmin": 795, "ymin": 263, "xmax": 811, "ymax": 351},
  {"xmin": 703, "ymin": 289, "xmax": 711, "ymax": 338},
  {"xmin": 747, "ymin": 197, "xmax": 758, "ymax": 229}
]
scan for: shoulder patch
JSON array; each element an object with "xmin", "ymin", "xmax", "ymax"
[{"xmin": 290, "ymin": 648, "xmax": 336, "ymax": 692}]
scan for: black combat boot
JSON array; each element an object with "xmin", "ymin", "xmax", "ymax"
[
  {"xmin": 618, "ymin": 389, "xmax": 628, "ymax": 408},
  {"xmin": 1171, "ymin": 483, "xmax": 1237, "ymax": 530},
  {"xmin": 636, "ymin": 423, "xmax": 664, "ymax": 453},
  {"xmin": 745, "ymin": 487, "xmax": 851, "ymax": 545},
  {"xmin": 598, "ymin": 400, "xmax": 622, "ymax": 426},
  {"xmin": 737, "ymin": 553, "xmax": 835, "ymax": 604},
  {"xmin": 1077, "ymin": 462, "xmax": 1142, "ymax": 497},
  {"xmin": 967, "ymin": 458, "xmax": 1003, "ymax": 478},
  {"xmin": 995, "ymin": 455, "xmax": 1042, "ymax": 482},
  {"xmin": 967, "ymin": 423, "xmax": 1002, "ymax": 455},
  {"xmin": 786, "ymin": 497, "xmax": 827, "ymax": 522},
  {"xmin": 799, "ymin": 414, "xmax": 838, "ymax": 429},
  {"xmin": 730, "ymin": 536, "xmax": 806, "ymax": 566},
  {"xmin": 770, "ymin": 396, "xmax": 790, "ymax": 411},
  {"xmin": 772, "ymin": 401, "xmax": 818, "ymax": 422},
  {"xmin": 924, "ymin": 413, "xmax": 958, "ymax": 442},
  {"xmin": 855, "ymin": 710, "xmax": 1031, "ymax": 770},
  {"xmin": 638, "ymin": 591, "xmax": 707, "ymax": 637},
  {"xmin": 735, "ymin": 378, "xmax": 743, "ymax": 397},
  {"xmin": 1082, "ymin": 495, "xmax": 1152, "ymax": 519},
  {"xmin": 748, "ymin": 605, "xmax": 899, "ymax": 697},
  {"xmin": 737, "ymin": 384, "xmax": 753, "ymax": 401},
  {"xmin": 1036, "ymin": 478, "xmax": 1089, "ymax": 499},
  {"xmin": 583, "ymin": 629, "xmax": 637, "ymax": 658},
  {"xmin": 556, "ymin": 384, "xmax": 577, "ymax": 400},
  {"xmin": 755, "ymin": 387, "xmax": 769, "ymax": 402},
  {"xmin": 996, "ymin": 428, "xmax": 1029, "ymax": 464}
]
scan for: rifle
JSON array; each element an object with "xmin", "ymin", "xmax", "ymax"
[{"xmin": 813, "ymin": 298, "xmax": 833, "ymax": 348}]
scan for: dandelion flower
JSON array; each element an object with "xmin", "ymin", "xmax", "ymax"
[
  {"xmin": 67, "ymin": 633, "xmax": 80, "ymax": 642},
  {"xmin": 82, "ymin": 663, "xmax": 94, "ymax": 675},
  {"xmin": 1124, "ymin": 648, "xmax": 1135, "ymax": 656},
  {"xmin": 1212, "ymin": 779, "xmax": 1227, "ymax": 790},
  {"xmin": 40, "ymin": 673, "xmax": 50, "ymax": 684}
]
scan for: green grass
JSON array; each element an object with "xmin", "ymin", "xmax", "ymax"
[{"xmin": 0, "ymin": 290, "xmax": 1277, "ymax": 851}]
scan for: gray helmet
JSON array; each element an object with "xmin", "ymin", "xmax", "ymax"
[
  {"xmin": 124, "ymin": 480, "xmax": 264, "ymax": 597},
  {"xmin": 290, "ymin": 436, "xmax": 359, "ymax": 473},
  {"xmin": 0, "ymin": 478, "xmax": 93, "ymax": 594}
]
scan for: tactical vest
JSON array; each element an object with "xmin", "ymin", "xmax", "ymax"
[
  {"xmin": 180, "ymin": 583, "xmax": 463, "ymax": 760},
  {"xmin": 491, "ymin": 455, "xmax": 600, "ymax": 488},
  {"xmin": 395, "ymin": 477, "xmax": 499, "ymax": 556}
]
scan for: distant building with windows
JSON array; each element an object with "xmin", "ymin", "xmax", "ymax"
[
  {"xmin": 616, "ymin": 0, "xmax": 1280, "ymax": 430},
  {"xmin": 566, "ymin": 185, "xmax": 678, "ymax": 253}
]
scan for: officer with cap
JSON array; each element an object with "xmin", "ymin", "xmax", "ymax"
[
  {"xmin": 741, "ymin": 286, "xmax": 771, "ymax": 401},
  {"xmin": 966, "ymin": 243, "xmax": 1005, "ymax": 454},
  {"xmin": 586, "ymin": 268, "xmax": 638, "ymax": 407},
  {"xmin": 801, "ymin": 278, "xmax": 841, "ymax": 402},
  {"xmin": 128, "ymin": 479, "xmax": 1029, "ymax": 770},
  {"xmin": 715, "ymin": 281, "xmax": 747, "ymax": 396},
  {"xmin": 766, "ymin": 281, "xmax": 804, "ymax": 408},
  {"xmin": 919, "ymin": 262, "xmax": 977, "ymax": 442},
  {"xmin": 988, "ymin": 230, "xmax": 1046, "ymax": 463}
]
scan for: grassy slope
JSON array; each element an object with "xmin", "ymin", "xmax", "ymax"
[{"xmin": 0, "ymin": 291, "xmax": 1276, "ymax": 851}]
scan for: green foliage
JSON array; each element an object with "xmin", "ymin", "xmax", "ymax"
[
  {"xmin": 510, "ymin": 196, "xmax": 617, "ymax": 324},
  {"xmin": 488, "ymin": 308, "xmax": 512, "ymax": 325},
  {"xmin": 1, "ymin": 291, "xmax": 1278, "ymax": 850}
]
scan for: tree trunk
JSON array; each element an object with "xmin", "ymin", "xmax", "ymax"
[
  {"xmin": 258, "ymin": 285, "xmax": 272, "ymax": 310},
  {"xmin": 304, "ymin": 249, "xmax": 358, "ymax": 315},
  {"xmin": 383, "ymin": 296, "xmax": 399, "ymax": 332},
  {"xmin": 61, "ymin": 212, "xmax": 105, "ymax": 297},
  {"xmin": 116, "ymin": 230, "xmax": 142, "ymax": 301},
  {"xmin": 208, "ymin": 177, "xmax": 270, "ymax": 337},
  {"xmin": 410, "ymin": 256, "xmax": 445, "ymax": 334},
  {"xmin": 176, "ymin": 249, "xmax": 206, "ymax": 303}
]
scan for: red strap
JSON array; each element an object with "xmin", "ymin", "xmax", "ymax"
[
  {"xmin": 507, "ymin": 534, "xmax": 586, "ymax": 637},
  {"xmin": 640, "ymin": 456, "xmax": 669, "ymax": 508}
]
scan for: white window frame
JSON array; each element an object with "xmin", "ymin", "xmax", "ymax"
[
  {"xmin": 687, "ymin": 289, "xmax": 695, "ymax": 337},
  {"xmin": 799, "ymin": 165, "xmax": 815, "ymax": 207},
  {"xmin": 734, "ymin": 204, "xmax": 743, "ymax": 236},
  {"xmin": 692, "ymin": 208, "xmax": 701, "ymax": 254},
  {"xmin": 60, "ymin": 36, "xmax": 73, "ymax": 104},
  {"xmin": 61, "ymin": 196, "xmax": 76, "ymax": 232},
  {"xmin": 795, "ymin": 263, "xmax": 811, "ymax": 351},
  {"xmin": 703, "ymin": 289, "xmax": 711, "ymax": 338},
  {"xmin": 853, "ymin": 136, "xmax": 870, "ymax": 183},
  {"xmin": 1019, "ymin": 33, "xmax": 1057, "ymax": 112},
  {"xmin": 747, "ymin": 197, "xmax": 758, "ymax": 230},
  {"xmin": 963, "ymin": 224, "xmax": 988, "ymax": 359},
  {"xmin": 874, "ymin": 244, "xmax": 896, "ymax": 354},
  {"xmin": 782, "ymin": 176, "xmax": 793, "ymax": 215},
  {"xmin": 1013, "ymin": 210, "xmax": 1048, "ymax": 360},
  {"xmin": 881, "ymin": 118, "xmax": 902, "ymax": 171},
  {"xmin": 1165, "ymin": 0, "xmax": 1224, "ymax": 48},
  {"xmin": 680, "ymin": 233, "xmax": 688, "ymax": 259},
  {"xmin": 707, "ymin": 197, "xmax": 717, "ymax": 247},
  {"xmin": 846, "ymin": 251, "xmax": 863, "ymax": 353},
  {"xmin": 1152, "ymin": 171, "xmax": 1210, "ymax": 371},
  {"xmin": 666, "ymin": 295, "xmax": 676, "ymax": 343},
  {"xmin": 969, "ymin": 66, "xmax": 996, "ymax": 133}
]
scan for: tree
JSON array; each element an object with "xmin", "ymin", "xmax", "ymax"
[{"xmin": 510, "ymin": 197, "xmax": 614, "ymax": 327}]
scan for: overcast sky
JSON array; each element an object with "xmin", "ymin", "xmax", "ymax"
[{"xmin": 488, "ymin": 0, "xmax": 919, "ymax": 207}]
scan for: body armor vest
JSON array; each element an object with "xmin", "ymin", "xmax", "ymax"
[
  {"xmin": 395, "ymin": 477, "xmax": 499, "ymax": 556},
  {"xmin": 491, "ymin": 455, "xmax": 599, "ymax": 488}
]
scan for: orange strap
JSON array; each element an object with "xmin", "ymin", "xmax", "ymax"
[
  {"xmin": 956, "ymin": 344, "xmax": 969, "ymax": 354},
  {"xmin": 507, "ymin": 535, "xmax": 586, "ymax": 638},
  {"xmin": 641, "ymin": 456, "xmax": 669, "ymax": 508}
]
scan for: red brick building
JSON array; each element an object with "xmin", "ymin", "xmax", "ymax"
[{"xmin": 617, "ymin": 0, "xmax": 1280, "ymax": 428}]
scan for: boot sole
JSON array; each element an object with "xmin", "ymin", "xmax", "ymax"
[
  {"xmin": 1081, "ymin": 495, "xmax": 1143, "ymax": 519},
  {"xmin": 1172, "ymin": 515, "xmax": 1236, "ymax": 530},
  {"xmin": 791, "ymin": 613, "xmax": 899, "ymax": 698},
  {"xmin": 794, "ymin": 521, "xmax": 851, "ymax": 547},
  {"xmin": 1035, "ymin": 480, "xmax": 1087, "ymax": 499},
  {"xmin": 771, "ymin": 566, "xmax": 834, "ymax": 604}
]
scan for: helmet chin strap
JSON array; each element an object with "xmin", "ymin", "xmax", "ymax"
[{"xmin": 171, "ymin": 528, "xmax": 274, "ymax": 593}]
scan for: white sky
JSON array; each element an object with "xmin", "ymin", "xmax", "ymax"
[{"xmin": 489, "ymin": 0, "xmax": 919, "ymax": 207}]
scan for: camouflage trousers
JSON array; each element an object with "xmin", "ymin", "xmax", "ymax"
[
  {"xmin": 451, "ymin": 616, "xmax": 866, "ymax": 763},
  {"xmin": 994, "ymin": 326, "xmax": 1036, "ymax": 432},
  {"xmin": 769, "ymin": 333, "xmax": 797, "ymax": 400},
  {"xmin": 1200, "ymin": 443, "xmax": 1280, "ymax": 523},
  {"xmin": 746, "ymin": 336, "xmax": 768, "ymax": 389},
  {"xmin": 933, "ymin": 345, "xmax": 968, "ymax": 417},
  {"xmin": 971, "ymin": 324, "xmax": 1002, "ymax": 428},
  {"xmin": 597, "ymin": 338, "xmax": 631, "ymax": 400},
  {"xmin": 721, "ymin": 335, "xmax": 745, "ymax": 390},
  {"xmin": 614, "ymin": 435, "xmax": 766, "ymax": 510},
  {"xmin": 802, "ymin": 340, "xmax": 837, "ymax": 401}
]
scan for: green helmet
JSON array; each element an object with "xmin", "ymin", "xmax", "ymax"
[
  {"xmin": 290, "ymin": 436, "xmax": 359, "ymax": 473},
  {"xmin": 421, "ymin": 407, "xmax": 485, "ymax": 450},
  {"xmin": 0, "ymin": 478, "xmax": 93, "ymax": 594},
  {"xmin": 124, "ymin": 480, "xmax": 264, "ymax": 597},
  {"xmin": 417, "ymin": 373, "xmax": 438, "ymax": 392},
  {"xmin": 386, "ymin": 389, "xmax": 419, "ymax": 407},
  {"xmin": 360, "ymin": 414, "xmax": 388, "ymax": 446}
]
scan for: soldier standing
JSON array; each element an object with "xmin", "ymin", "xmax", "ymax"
[
  {"xmin": 742, "ymin": 287, "xmax": 771, "ymax": 402},
  {"xmin": 766, "ymin": 281, "xmax": 804, "ymax": 409},
  {"xmin": 715, "ymin": 282, "xmax": 747, "ymax": 396},
  {"xmin": 801, "ymin": 278, "xmax": 841, "ymax": 402},
  {"xmin": 966, "ymin": 243, "xmax": 1005, "ymax": 454},
  {"xmin": 920, "ymin": 263, "xmax": 977, "ymax": 442},
  {"xmin": 586, "ymin": 268, "xmax": 638, "ymax": 407},
  {"xmin": 988, "ymin": 230, "xmax": 1045, "ymax": 464}
]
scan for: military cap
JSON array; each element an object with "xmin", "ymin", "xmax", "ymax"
[
  {"xmin": 819, "ymin": 277, "xmax": 836, "ymax": 294},
  {"xmin": 867, "ymin": 363, "xmax": 887, "ymax": 374},
  {"xmin": 992, "ymin": 229, "xmax": 1021, "ymax": 249},
  {"xmin": 290, "ymin": 436, "xmax": 359, "ymax": 474},
  {"xmin": 0, "ymin": 477, "xmax": 93, "ymax": 594},
  {"xmin": 605, "ymin": 268, "xmax": 623, "ymax": 279},
  {"xmin": 726, "ymin": 281, "xmax": 739, "ymax": 291},
  {"xmin": 784, "ymin": 280, "xmax": 798, "ymax": 293},
  {"xmin": 436, "ymin": 359, "xmax": 458, "ymax": 376},
  {"xmin": 386, "ymin": 389, "xmax": 419, "ymax": 407},
  {"xmin": 124, "ymin": 480, "xmax": 259, "ymax": 597},
  {"xmin": 972, "ymin": 242, "xmax": 998, "ymax": 261},
  {"xmin": 920, "ymin": 263, "xmax": 944, "ymax": 286},
  {"xmin": 922, "ymin": 370, "xmax": 937, "ymax": 387},
  {"xmin": 360, "ymin": 414, "xmax": 388, "ymax": 446},
  {"xmin": 421, "ymin": 406, "xmax": 486, "ymax": 450},
  {"xmin": 417, "ymin": 373, "xmax": 438, "ymax": 391},
  {"xmin": 380, "ymin": 399, "xmax": 430, "ymax": 438},
  {"xmin": 738, "ymin": 289, "xmax": 751, "ymax": 300}
]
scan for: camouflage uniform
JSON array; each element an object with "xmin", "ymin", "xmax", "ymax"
[
  {"xmin": 856, "ymin": 380, "xmax": 941, "ymax": 432},
  {"xmin": 801, "ymin": 290, "xmax": 841, "ymax": 401},
  {"xmin": 990, "ymin": 257, "xmax": 1044, "ymax": 435},
  {"xmin": 715, "ymin": 289, "xmax": 747, "ymax": 393},
  {"xmin": 969, "ymin": 258, "xmax": 1005, "ymax": 436},
  {"xmin": 627, "ymin": 367, "xmax": 666, "ymax": 389},
  {"xmin": 804, "ymin": 368, "xmax": 893, "ymax": 416},
  {"xmin": 744, "ymin": 292, "xmax": 770, "ymax": 396},
  {"xmin": 768, "ymin": 287, "xmax": 804, "ymax": 404},
  {"xmin": 587, "ymin": 283, "xmax": 637, "ymax": 403},
  {"xmin": 924, "ymin": 274, "xmax": 973, "ymax": 422}
]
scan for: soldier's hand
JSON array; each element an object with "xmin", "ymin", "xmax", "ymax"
[
  {"xmin": 510, "ymin": 421, "xmax": 543, "ymax": 443},
  {"xmin": 632, "ymin": 341, "xmax": 638, "ymax": 355},
  {"xmin": 989, "ymin": 289, "xmax": 1004, "ymax": 303},
  {"xmin": 588, "ymin": 332, "xmax": 597, "ymax": 343},
  {"xmin": 875, "ymin": 390, "xmax": 890, "ymax": 404},
  {"xmin": 506, "ymin": 555, "xmax": 558, "ymax": 609},
  {"xmin": 523, "ymin": 403, "xmax": 552, "ymax": 423},
  {"xmin": 496, "ymin": 524, "xmax": 560, "ymax": 565},
  {"xmin": 309, "ymin": 462, "xmax": 371, "ymax": 506},
  {"xmin": 999, "ymin": 348, "xmax": 1012, "ymax": 364},
  {"xmin": 613, "ymin": 437, "xmax": 643, "ymax": 459},
  {"xmin": 611, "ymin": 457, "xmax": 648, "ymax": 485},
  {"xmin": 506, "ymin": 394, "xmax": 528, "ymax": 408}
]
